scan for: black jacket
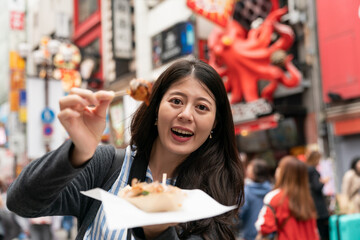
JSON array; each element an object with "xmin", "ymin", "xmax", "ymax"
[
  {"xmin": 6, "ymin": 140, "xmax": 202, "ymax": 240},
  {"xmin": 307, "ymin": 166, "xmax": 329, "ymax": 219}
]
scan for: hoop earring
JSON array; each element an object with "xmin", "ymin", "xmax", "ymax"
[
  {"xmin": 209, "ymin": 130, "xmax": 213, "ymax": 139},
  {"xmin": 154, "ymin": 118, "xmax": 158, "ymax": 126}
]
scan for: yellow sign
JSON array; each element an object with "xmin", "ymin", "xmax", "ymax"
[
  {"xmin": 19, "ymin": 107, "xmax": 27, "ymax": 123},
  {"xmin": 9, "ymin": 51, "xmax": 25, "ymax": 70},
  {"xmin": 9, "ymin": 90, "xmax": 19, "ymax": 111}
]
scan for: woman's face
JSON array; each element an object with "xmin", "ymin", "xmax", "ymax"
[
  {"xmin": 156, "ymin": 76, "xmax": 216, "ymax": 157},
  {"xmin": 246, "ymin": 163, "xmax": 254, "ymax": 180},
  {"xmin": 356, "ymin": 160, "xmax": 360, "ymax": 173},
  {"xmin": 275, "ymin": 166, "xmax": 281, "ymax": 182}
]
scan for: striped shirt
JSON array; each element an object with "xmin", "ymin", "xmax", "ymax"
[{"xmin": 84, "ymin": 146, "xmax": 176, "ymax": 240}]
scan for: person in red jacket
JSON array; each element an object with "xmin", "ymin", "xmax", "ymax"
[{"xmin": 255, "ymin": 156, "xmax": 320, "ymax": 240}]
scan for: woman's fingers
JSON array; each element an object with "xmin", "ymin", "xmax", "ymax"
[
  {"xmin": 59, "ymin": 94, "xmax": 90, "ymax": 111},
  {"xmin": 58, "ymin": 108, "xmax": 81, "ymax": 120},
  {"xmin": 58, "ymin": 89, "xmax": 114, "ymax": 122},
  {"xmin": 93, "ymin": 90, "xmax": 115, "ymax": 117},
  {"xmin": 95, "ymin": 90, "xmax": 115, "ymax": 101},
  {"xmin": 69, "ymin": 88, "xmax": 99, "ymax": 106},
  {"xmin": 59, "ymin": 89, "xmax": 114, "ymax": 111}
]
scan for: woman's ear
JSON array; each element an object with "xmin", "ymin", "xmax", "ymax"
[{"xmin": 212, "ymin": 120, "xmax": 217, "ymax": 129}]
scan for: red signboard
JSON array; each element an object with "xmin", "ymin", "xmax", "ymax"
[
  {"xmin": 186, "ymin": 0, "xmax": 235, "ymax": 27},
  {"xmin": 333, "ymin": 118, "xmax": 360, "ymax": 136},
  {"xmin": 10, "ymin": 11, "xmax": 25, "ymax": 30},
  {"xmin": 317, "ymin": 0, "xmax": 360, "ymax": 103},
  {"xmin": 234, "ymin": 114, "xmax": 279, "ymax": 135}
]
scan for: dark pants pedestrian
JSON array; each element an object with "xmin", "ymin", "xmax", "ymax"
[
  {"xmin": 30, "ymin": 224, "xmax": 52, "ymax": 240},
  {"xmin": 317, "ymin": 217, "xmax": 329, "ymax": 240}
]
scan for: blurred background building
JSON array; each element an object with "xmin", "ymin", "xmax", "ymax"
[{"xmin": 0, "ymin": 0, "xmax": 359, "ymax": 193}]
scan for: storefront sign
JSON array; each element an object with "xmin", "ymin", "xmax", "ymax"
[
  {"xmin": 232, "ymin": 98, "xmax": 273, "ymax": 124},
  {"xmin": 198, "ymin": 39, "xmax": 209, "ymax": 62},
  {"xmin": 112, "ymin": 0, "xmax": 132, "ymax": 59},
  {"xmin": 152, "ymin": 22, "xmax": 195, "ymax": 68},
  {"xmin": 186, "ymin": 0, "xmax": 235, "ymax": 27},
  {"xmin": 19, "ymin": 90, "xmax": 27, "ymax": 123},
  {"xmin": 10, "ymin": 11, "xmax": 25, "ymax": 30},
  {"xmin": 8, "ymin": 0, "xmax": 25, "ymax": 30},
  {"xmin": 234, "ymin": 114, "xmax": 280, "ymax": 135}
]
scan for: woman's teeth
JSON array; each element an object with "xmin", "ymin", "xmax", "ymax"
[{"xmin": 171, "ymin": 128, "xmax": 194, "ymax": 137}]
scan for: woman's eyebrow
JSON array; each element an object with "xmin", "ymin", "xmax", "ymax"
[{"xmin": 168, "ymin": 91, "xmax": 213, "ymax": 105}]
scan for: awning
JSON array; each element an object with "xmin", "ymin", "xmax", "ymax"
[
  {"xmin": 326, "ymin": 101, "xmax": 360, "ymax": 136},
  {"xmin": 234, "ymin": 114, "xmax": 280, "ymax": 135}
]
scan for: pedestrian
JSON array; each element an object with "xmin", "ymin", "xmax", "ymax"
[
  {"xmin": 61, "ymin": 215, "xmax": 74, "ymax": 240},
  {"xmin": 0, "ymin": 180, "xmax": 23, "ymax": 240},
  {"xmin": 238, "ymin": 159, "xmax": 272, "ymax": 240},
  {"xmin": 340, "ymin": 156, "xmax": 360, "ymax": 214},
  {"xmin": 255, "ymin": 156, "xmax": 319, "ymax": 240},
  {"xmin": 305, "ymin": 150, "xmax": 329, "ymax": 240},
  {"xmin": 7, "ymin": 59, "xmax": 245, "ymax": 240},
  {"xmin": 29, "ymin": 217, "xmax": 53, "ymax": 240}
]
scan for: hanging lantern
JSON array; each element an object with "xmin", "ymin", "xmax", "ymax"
[{"xmin": 53, "ymin": 43, "xmax": 81, "ymax": 70}]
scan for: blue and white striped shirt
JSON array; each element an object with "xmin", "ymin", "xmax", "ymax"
[{"xmin": 84, "ymin": 146, "xmax": 176, "ymax": 240}]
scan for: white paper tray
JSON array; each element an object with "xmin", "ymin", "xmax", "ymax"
[{"xmin": 81, "ymin": 188, "xmax": 236, "ymax": 229}]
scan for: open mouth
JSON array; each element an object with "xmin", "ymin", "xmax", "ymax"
[{"xmin": 171, "ymin": 128, "xmax": 194, "ymax": 138}]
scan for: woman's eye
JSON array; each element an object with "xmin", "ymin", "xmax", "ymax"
[
  {"xmin": 170, "ymin": 99, "xmax": 182, "ymax": 105},
  {"xmin": 197, "ymin": 104, "xmax": 209, "ymax": 111}
]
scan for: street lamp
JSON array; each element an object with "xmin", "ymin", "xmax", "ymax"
[
  {"xmin": 18, "ymin": 42, "xmax": 31, "ymax": 59},
  {"xmin": 33, "ymin": 37, "xmax": 61, "ymax": 153},
  {"xmin": 32, "ymin": 37, "xmax": 81, "ymax": 153}
]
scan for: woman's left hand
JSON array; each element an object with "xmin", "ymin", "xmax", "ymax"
[{"xmin": 143, "ymin": 223, "xmax": 177, "ymax": 240}]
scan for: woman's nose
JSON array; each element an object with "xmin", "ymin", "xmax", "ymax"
[{"xmin": 177, "ymin": 106, "xmax": 193, "ymax": 122}]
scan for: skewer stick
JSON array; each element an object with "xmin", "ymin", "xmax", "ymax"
[
  {"xmin": 114, "ymin": 89, "xmax": 128, "ymax": 97},
  {"xmin": 162, "ymin": 173, "xmax": 167, "ymax": 187}
]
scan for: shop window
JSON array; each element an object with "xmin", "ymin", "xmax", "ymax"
[
  {"xmin": 82, "ymin": 38, "xmax": 100, "ymax": 57},
  {"xmin": 81, "ymin": 38, "xmax": 102, "ymax": 88},
  {"xmin": 268, "ymin": 118, "xmax": 298, "ymax": 150},
  {"xmin": 78, "ymin": 0, "xmax": 98, "ymax": 23}
]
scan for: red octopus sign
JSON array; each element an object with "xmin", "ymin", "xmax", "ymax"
[{"xmin": 208, "ymin": 7, "xmax": 302, "ymax": 103}]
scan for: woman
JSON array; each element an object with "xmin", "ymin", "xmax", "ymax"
[
  {"xmin": 341, "ymin": 156, "xmax": 360, "ymax": 214},
  {"xmin": 6, "ymin": 59, "xmax": 244, "ymax": 240},
  {"xmin": 255, "ymin": 156, "xmax": 319, "ymax": 240},
  {"xmin": 238, "ymin": 159, "xmax": 272, "ymax": 240},
  {"xmin": 305, "ymin": 151, "xmax": 329, "ymax": 240}
]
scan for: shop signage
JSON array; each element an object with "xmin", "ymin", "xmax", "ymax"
[
  {"xmin": 8, "ymin": 0, "xmax": 25, "ymax": 30},
  {"xmin": 186, "ymin": 0, "xmax": 235, "ymax": 27},
  {"xmin": 10, "ymin": 11, "xmax": 25, "ymax": 30},
  {"xmin": 198, "ymin": 39, "xmax": 209, "ymax": 62},
  {"xmin": 112, "ymin": 0, "xmax": 132, "ymax": 59},
  {"xmin": 19, "ymin": 90, "xmax": 27, "ymax": 123},
  {"xmin": 152, "ymin": 22, "xmax": 195, "ymax": 68},
  {"xmin": 231, "ymin": 98, "xmax": 273, "ymax": 124},
  {"xmin": 234, "ymin": 114, "xmax": 280, "ymax": 135}
]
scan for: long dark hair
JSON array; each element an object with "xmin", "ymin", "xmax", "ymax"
[
  {"xmin": 130, "ymin": 59, "xmax": 244, "ymax": 239},
  {"xmin": 275, "ymin": 156, "xmax": 316, "ymax": 220},
  {"xmin": 350, "ymin": 156, "xmax": 360, "ymax": 175}
]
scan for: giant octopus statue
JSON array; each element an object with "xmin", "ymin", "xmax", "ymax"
[{"xmin": 208, "ymin": 7, "xmax": 302, "ymax": 103}]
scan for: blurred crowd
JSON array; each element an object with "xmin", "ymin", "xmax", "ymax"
[
  {"xmin": 236, "ymin": 151, "xmax": 360, "ymax": 240},
  {"xmin": 0, "ymin": 179, "xmax": 76, "ymax": 240}
]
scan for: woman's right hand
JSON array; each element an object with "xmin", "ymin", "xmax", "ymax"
[{"xmin": 58, "ymin": 88, "xmax": 114, "ymax": 167}]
